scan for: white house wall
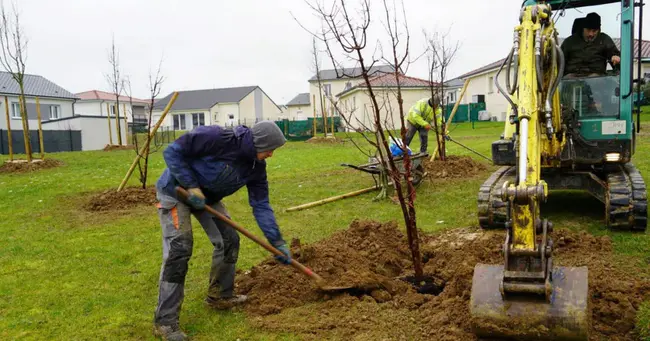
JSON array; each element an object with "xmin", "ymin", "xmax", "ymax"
[
  {"xmin": 74, "ymin": 100, "xmax": 138, "ymax": 122},
  {"xmin": 41, "ymin": 116, "xmax": 127, "ymax": 151},
  {"xmin": 238, "ymin": 89, "xmax": 281, "ymax": 125},
  {"xmin": 309, "ymin": 78, "xmax": 361, "ymax": 118},
  {"xmin": 287, "ymin": 104, "xmax": 311, "ymax": 120},
  {"xmin": 212, "ymin": 103, "xmax": 240, "ymax": 127},
  {"xmin": 0, "ymin": 95, "xmax": 75, "ymax": 130},
  {"xmin": 339, "ymin": 88, "xmax": 431, "ymax": 131}
]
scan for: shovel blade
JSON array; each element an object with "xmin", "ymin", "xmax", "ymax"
[{"xmin": 470, "ymin": 264, "xmax": 589, "ymax": 341}]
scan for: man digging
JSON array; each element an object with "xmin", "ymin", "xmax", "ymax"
[{"xmin": 152, "ymin": 120, "xmax": 292, "ymax": 341}]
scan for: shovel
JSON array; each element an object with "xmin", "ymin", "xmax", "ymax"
[{"xmin": 175, "ymin": 187, "xmax": 354, "ymax": 293}]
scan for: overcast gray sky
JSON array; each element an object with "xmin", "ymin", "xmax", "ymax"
[{"xmin": 15, "ymin": 0, "xmax": 648, "ymax": 104}]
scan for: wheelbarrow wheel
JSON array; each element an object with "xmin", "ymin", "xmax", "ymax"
[{"xmin": 412, "ymin": 165, "xmax": 425, "ymax": 186}]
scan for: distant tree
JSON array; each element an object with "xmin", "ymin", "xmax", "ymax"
[
  {"xmin": 105, "ymin": 35, "xmax": 124, "ymax": 145},
  {"xmin": 0, "ymin": 1, "xmax": 31, "ymax": 161},
  {"xmin": 424, "ymin": 28, "xmax": 460, "ymax": 161}
]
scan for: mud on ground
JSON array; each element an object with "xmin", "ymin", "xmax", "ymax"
[
  {"xmin": 423, "ymin": 155, "xmax": 489, "ymax": 179},
  {"xmin": 236, "ymin": 220, "xmax": 650, "ymax": 341},
  {"xmin": 0, "ymin": 158, "xmax": 64, "ymax": 174},
  {"xmin": 306, "ymin": 136, "xmax": 345, "ymax": 144},
  {"xmin": 83, "ymin": 186, "xmax": 157, "ymax": 212},
  {"xmin": 103, "ymin": 144, "xmax": 134, "ymax": 151}
]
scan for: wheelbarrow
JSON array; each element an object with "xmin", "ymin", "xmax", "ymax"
[{"xmin": 341, "ymin": 151, "xmax": 429, "ymax": 200}]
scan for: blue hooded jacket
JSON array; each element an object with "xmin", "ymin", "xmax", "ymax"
[{"xmin": 156, "ymin": 125, "xmax": 284, "ymax": 246}]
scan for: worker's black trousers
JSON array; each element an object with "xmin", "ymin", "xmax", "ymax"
[
  {"xmin": 153, "ymin": 191, "xmax": 240, "ymax": 326},
  {"xmin": 404, "ymin": 122, "xmax": 428, "ymax": 153}
]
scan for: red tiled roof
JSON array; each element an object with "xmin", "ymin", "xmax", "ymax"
[
  {"xmin": 337, "ymin": 73, "xmax": 438, "ymax": 97},
  {"xmin": 76, "ymin": 90, "xmax": 150, "ymax": 104}
]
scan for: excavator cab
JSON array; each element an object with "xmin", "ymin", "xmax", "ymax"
[{"xmin": 471, "ymin": 1, "xmax": 646, "ymax": 340}]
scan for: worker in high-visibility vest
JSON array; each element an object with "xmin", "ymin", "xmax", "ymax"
[{"xmin": 405, "ymin": 96, "xmax": 442, "ymax": 154}]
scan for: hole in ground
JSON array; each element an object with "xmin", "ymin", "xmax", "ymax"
[{"xmin": 400, "ymin": 275, "xmax": 446, "ymax": 295}]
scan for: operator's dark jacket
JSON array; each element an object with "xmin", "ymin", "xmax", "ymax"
[
  {"xmin": 156, "ymin": 125, "xmax": 285, "ymax": 246},
  {"xmin": 561, "ymin": 32, "xmax": 620, "ymax": 75}
]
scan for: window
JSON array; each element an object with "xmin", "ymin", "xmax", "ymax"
[
  {"xmin": 228, "ymin": 114, "xmax": 235, "ymax": 120},
  {"xmin": 110, "ymin": 105, "xmax": 116, "ymax": 117},
  {"xmin": 344, "ymin": 81, "xmax": 352, "ymax": 90},
  {"xmin": 559, "ymin": 75, "xmax": 620, "ymax": 118},
  {"xmin": 11, "ymin": 102, "xmax": 20, "ymax": 118},
  {"xmin": 49, "ymin": 105, "xmax": 60, "ymax": 119},
  {"xmin": 173, "ymin": 114, "xmax": 186, "ymax": 130},
  {"xmin": 323, "ymin": 84, "xmax": 332, "ymax": 97},
  {"xmin": 192, "ymin": 113, "xmax": 205, "ymax": 127},
  {"xmin": 488, "ymin": 76, "xmax": 494, "ymax": 93}
]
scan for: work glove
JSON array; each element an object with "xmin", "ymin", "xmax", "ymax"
[
  {"xmin": 187, "ymin": 187, "xmax": 205, "ymax": 210},
  {"xmin": 274, "ymin": 243, "xmax": 292, "ymax": 265},
  {"xmin": 424, "ymin": 124, "xmax": 431, "ymax": 131}
]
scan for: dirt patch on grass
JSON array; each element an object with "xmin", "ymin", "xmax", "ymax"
[
  {"xmin": 103, "ymin": 144, "xmax": 134, "ymax": 151},
  {"xmin": 235, "ymin": 220, "xmax": 650, "ymax": 341},
  {"xmin": 83, "ymin": 186, "xmax": 157, "ymax": 212},
  {"xmin": 423, "ymin": 155, "xmax": 489, "ymax": 179},
  {"xmin": 306, "ymin": 136, "xmax": 345, "ymax": 144},
  {"xmin": 0, "ymin": 158, "xmax": 64, "ymax": 174}
]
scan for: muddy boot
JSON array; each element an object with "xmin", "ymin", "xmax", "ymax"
[
  {"xmin": 153, "ymin": 323, "xmax": 187, "ymax": 341},
  {"xmin": 205, "ymin": 294, "xmax": 248, "ymax": 310}
]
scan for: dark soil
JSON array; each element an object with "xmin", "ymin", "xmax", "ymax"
[
  {"xmin": 103, "ymin": 144, "xmax": 134, "ymax": 151},
  {"xmin": 0, "ymin": 159, "xmax": 64, "ymax": 173},
  {"xmin": 83, "ymin": 186, "xmax": 157, "ymax": 212},
  {"xmin": 235, "ymin": 220, "xmax": 650, "ymax": 341},
  {"xmin": 423, "ymin": 155, "xmax": 489, "ymax": 179}
]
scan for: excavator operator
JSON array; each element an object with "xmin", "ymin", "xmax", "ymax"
[{"xmin": 561, "ymin": 12, "xmax": 621, "ymax": 77}]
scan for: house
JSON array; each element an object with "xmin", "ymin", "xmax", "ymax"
[
  {"xmin": 443, "ymin": 78, "xmax": 466, "ymax": 105},
  {"xmin": 0, "ymin": 71, "xmax": 133, "ymax": 152},
  {"xmin": 0, "ymin": 72, "xmax": 77, "ymax": 131},
  {"xmin": 285, "ymin": 93, "xmax": 311, "ymax": 120},
  {"xmin": 75, "ymin": 90, "xmax": 151, "ymax": 132},
  {"xmin": 309, "ymin": 64, "xmax": 395, "ymax": 118},
  {"xmin": 152, "ymin": 85, "xmax": 282, "ymax": 130},
  {"xmin": 456, "ymin": 38, "xmax": 650, "ymax": 122},
  {"xmin": 335, "ymin": 73, "xmax": 436, "ymax": 131}
]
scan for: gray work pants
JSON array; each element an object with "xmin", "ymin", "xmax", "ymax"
[
  {"xmin": 153, "ymin": 191, "xmax": 240, "ymax": 326},
  {"xmin": 404, "ymin": 122, "xmax": 429, "ymax": 153}
]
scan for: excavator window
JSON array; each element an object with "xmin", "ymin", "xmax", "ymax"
[{"xmin": 559, "ymin": 75, "xmax": 620, "ymax": 118}]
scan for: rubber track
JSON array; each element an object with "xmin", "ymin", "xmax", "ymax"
[
  {"xmin": 607, "ymin": 163, "xmax": 647, "ymax": 231},
  {"xmin": 477, "ymin": 166, "xmax": 516, "ymax": 229}
]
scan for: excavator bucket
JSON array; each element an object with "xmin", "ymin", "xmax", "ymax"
[{"xmin": 470, "ymin": 264, "xmax": 590, "ymax": 341}]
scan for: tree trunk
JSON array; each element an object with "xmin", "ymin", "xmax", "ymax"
[
  {"xmin": 115, "ymin": 97, "xmax": 122, "ymax": 145},
  {"xmin": 4, "ymin": 95, "xmax": 13, "ymax": 161},
  {"xmin": 17, "ymin": 93, "xmax": 32, "ymax": 162}
]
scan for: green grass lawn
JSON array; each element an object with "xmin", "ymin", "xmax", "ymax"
[{"xmin": 1, "ymin": 118, "xmax": 649, "ymax": 340}]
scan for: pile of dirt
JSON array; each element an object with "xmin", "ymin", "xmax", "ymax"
[
  {"xmin": 236, "ymin": 220, "xmax": 650, "ymax": 341},
  {"xmin": 423, "ymin": 155, "xmax": 489, "ymax": 179},
  {"xmin": 0, "ymin": 159, "xmax": 64, "ymax": 174},
  {"xmin": 103, "ymin": 144, "xmax": 134, "ymax": 151},
  {"xmin": 83, "ymin": 186, "xmax": 157, "ymax": 212},
  {"xmin": 306, "ymin": 136, "xmax": 344, "ymax": 144}
]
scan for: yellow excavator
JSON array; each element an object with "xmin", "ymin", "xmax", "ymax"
[{"xmin": 471, "ymin": 0, "xmax": 646, "ymax": 340}]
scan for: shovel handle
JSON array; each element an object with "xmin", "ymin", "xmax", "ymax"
[{"xmin": 175, "ymin": 187, "xmax": 325, "ymax": 284}]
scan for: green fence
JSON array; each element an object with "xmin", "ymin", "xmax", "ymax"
[
  {"xmin": 443, "ymin": 102, "xmax": 487, "ymax": 123},
  {"xmin": 275, "ymin": 117, "xmax": 343, "ymax": 141}
]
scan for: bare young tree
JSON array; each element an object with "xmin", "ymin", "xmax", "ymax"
[
  {"xmin": 125, "ymin": 60, "xmax": 165, "ymax": 189},
  {"xmin": 299, "ymin": 0, "xmax": 424, "ymax": 277},
  {"xmin": 424, "ymin": 28, "xmax": 460, "ymax": 161},
  {"xmin": 0, "ymin": 1, "xmax": 31, "ymax": 161},
  {"xmin": 311, "ymin": 36, "xmax": 328, "ymax": 136},
  {"xmin": 105, "ymin": 35, "xmax": 124, "ymax": 146}
]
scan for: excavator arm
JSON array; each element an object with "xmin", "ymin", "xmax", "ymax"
[{"xmin": 470, "ymin": 3, "xmax": 589, "ymax": 340}]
